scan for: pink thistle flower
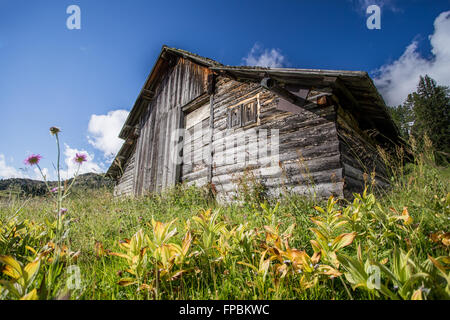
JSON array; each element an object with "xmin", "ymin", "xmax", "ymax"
[
  {"xmin": 51, "ymin": 187, "xmax": 58, "ymax": 193},
  {"xmin": 74, "ymin": 153, "xmax": 87, "ymax": 164},
  {"xmin": 60, "ymin": 208, "xmax": 68, "ymax": 215},
  {"xmin": 24, "ymin": 154, "xmax": 42, "ymax": 166}
]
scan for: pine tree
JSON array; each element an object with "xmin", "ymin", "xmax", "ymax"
[
  {"xmin": 388, "ymin": 99, "xmax": 414, "ymax": 140},
  {"xmin": 410, "ymin": 75, "xmax": 450, "ymax": 163}
]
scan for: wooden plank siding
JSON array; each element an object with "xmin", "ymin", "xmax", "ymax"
[
  {"xmin": 114, "ymin": 57, "xmax": 210, "ymax": 196},
  {"xmin": 114, "ymin": 150, "xmax": 136, "ymax": 196},
  {"xmin": 210, "ymin": 76, "xmax": 344, "ymax": 202},
  {"xmin": 182, "ymin": 101, "xmax": 210, "ymax": 187}
]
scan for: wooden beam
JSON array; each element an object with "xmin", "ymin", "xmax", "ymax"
[
  {"xmin": 332, "ymin": 78, "xmax": 378, "ymax": 130},
  {"xmin": 142, "ymin": 89, "xmax": 154, "ymax": 101},
  {"xmin": 207, "ymin": 94, "xmax": 214, "ymax": 185},
  {"xmin": 182, "ymin": 93, "xmax": 210, "ymax": 113},
  {"xmin": 261, "ymin": 77, "xmax": 310, "ymax": 114}
]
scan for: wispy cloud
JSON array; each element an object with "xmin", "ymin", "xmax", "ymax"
[
  {"xmin": 242, "ymin": 43, "xmax": 286, "ymax": 68},
  {"xmin": 374, "ymin": 11, "xmax": 450, "ymax": 106},
  {"xmin": 349, "ymin": 0, "xmax": 401, "ymax": 13},
  {"xmin": 87, "ymin": 109, "xmax": 129, "ymax": 161},
  {"xmin": 33, "ymin": 167, "xmax": 49, "ymax": 181},
  {"xmin": 0, "ymin": 154, "xmax": 26, "ymax": 179}
]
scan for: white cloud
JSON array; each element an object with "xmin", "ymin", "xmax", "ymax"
[
  {"xmin": 0, "ymin": 154, "xmax": 52, "ymax": 181},
  {"xmin": 87, "ymin": 109, "xmax": 129, "ymax": 160},
  {"xmin": 60, "ymin": 144, "xmax": 104, "ymax": 180},
  {"xmin": 0, "ymin": 154, "xmax": 27, "ymax": 179},
  {"xmin": 242, "ymin": 44, "xmax": 286, "ymax": 68},
  {"xmin": 33, "ymin": 167, "xmax": 50, "ymax": 181},
  {"xmin": 0, "ymin": 149, "xmax": 101, "ymax": 182},
  {"xmin": 373, "ymin": 11, "xmax": 450, "ymax": 106}
]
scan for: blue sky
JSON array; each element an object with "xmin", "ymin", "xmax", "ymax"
[{"xmin": 1, "ymin": 0, "xmax": 449, "ymax": 180}]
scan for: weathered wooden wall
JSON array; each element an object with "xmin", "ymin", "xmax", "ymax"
[
  {"xmin": 114, "ymin": 58, "xmax": 391, "ymax": 200},
  {"xmin": 211, "ymin": 76, "xmax": 344, "ymax": 202},
  {"xmin": 181, "ymin": 100, "xmax": 211, "ymax": 187},
  {"xmin": 114, "ymin": 150, "xmax": 136, "ymax": 196},
  {"xmin": 114, "ymin": 57, "xmax": 210, "ymax": 196},
  {"xmin": 335, "ymin": 103, "xmax": 389, "ymax": 197}
]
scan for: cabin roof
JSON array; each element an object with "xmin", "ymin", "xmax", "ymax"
[
  {"xmin": 106, "ymin": 45, "xmax": 400, "ymax": 178},
  {"xmin": 117, "ymin": 46, "xmax": 222, "ymax": 140}
]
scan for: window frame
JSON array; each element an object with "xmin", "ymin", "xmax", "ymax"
[{"xmin": 227, "ymin": 96, "xmax": 259, "ymax": 129}]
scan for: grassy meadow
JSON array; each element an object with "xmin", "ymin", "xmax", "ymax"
[{"xmin": 0, "ymin": 147, "xmax": 449, "ymax": 300}]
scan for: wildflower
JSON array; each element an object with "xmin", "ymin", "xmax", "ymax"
[
  {"xmin": 328, "ymin": 242, "xmax": 332, "ymax": 247},
  {"xmin": 74, "ymin": 153, "xmax": 87, "ymax": 164},
  {"xmin": 51, "ymin": 187, "xmax": 59, "ymax": 193},
  {"xmin": 49, "ymin": 127, "xmax": 61, "ymax": 135},
  {"xmin": 24, "ymin": 154, "xmax": 42, "ymax": 166},
  {"xmin": 60, "ymin": 208, "xmax": 68, "ymax": 215}
]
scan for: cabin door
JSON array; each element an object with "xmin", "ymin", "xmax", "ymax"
[{"xmin": 181, "ymin": 101, "xmax": 210, "ymax": 187}]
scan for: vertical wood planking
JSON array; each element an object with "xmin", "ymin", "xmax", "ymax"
[{"xmin": 115, "ymin": 57, "xmax": 209, "ymax": 195}]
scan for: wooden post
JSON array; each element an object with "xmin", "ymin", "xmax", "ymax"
[{"xmin": 208, "ymin": 94, "xmax": 214, "ymax": 185}]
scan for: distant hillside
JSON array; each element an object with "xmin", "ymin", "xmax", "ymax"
[{"xmin": 0, "ymin": 173, "xmax": 114, "ymax": 197}]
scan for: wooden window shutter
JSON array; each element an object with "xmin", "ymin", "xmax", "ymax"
[{"xmin": 228, "ymin": 105, "xmax": 242, "ymax": 128}]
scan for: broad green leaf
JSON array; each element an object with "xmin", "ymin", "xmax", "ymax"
[
  {"xmin": 24, "ymin": 259, "xmax": 41, "ymax": 284},
  {"xmin": 332, "ymin": 232, "xmax": 357, "ymax": 251},
  {"xmin": 0, "ymin": 255, "xmax": 22, "ymax": 279}
]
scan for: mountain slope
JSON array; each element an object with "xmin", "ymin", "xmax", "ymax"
[{"xmin": 0, "ymin": 173, "xmax": 114, "ymax": 197}]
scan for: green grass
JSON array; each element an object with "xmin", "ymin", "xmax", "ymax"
[{"xmin": 0, "ymin": 153, "xmax": 449, "ymax": 300}]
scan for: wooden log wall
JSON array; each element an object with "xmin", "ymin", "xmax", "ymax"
[
  {"xmin": 113, "ymin": 151, "xmax": 136, "ymax": 196},
  {"xmin": 211, "ymin": 76, "xmax": 345, "ymax": 202},
  {"xmin": 335, "ymin": 103, "xmax": 390, "ymax": 197}
]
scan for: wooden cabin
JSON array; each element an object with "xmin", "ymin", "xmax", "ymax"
[{"xmin": 106, "ymin": 46, "xmax": 400, "ymax": 201}]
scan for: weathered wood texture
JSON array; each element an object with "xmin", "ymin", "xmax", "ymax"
[
  {"xmin": 112, "ymin": 49, "xmax": 396, "ymax": 201},
  {"xmin": 114, "ymin": 57, "xmax": 210, "ymax": 196},
  {"xmin": 335, "ymin": 103, "xmax": 389, "ymax": 198},
  {"xmin": 210, "ymin": 76, "xmax": 344, "ymax": 202},
  {"xmin": 182, "ymin": 101, "xmax": 210, "ymax": 187},
  {"xmin": 114, "ymin": 151, "xmax": 136, "ymax": 196}
]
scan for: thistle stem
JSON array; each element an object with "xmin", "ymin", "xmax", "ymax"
[
  {"xmin": 55, "ymin": 133, "xmax": 62, "ymax": 240},
  {"xmin": 64, "ymin": 163, "xmax": 81, "ymax": 197},
  {"xmin": 36, "ymin": 164, "xmax": 54, "ymax": 197}
]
